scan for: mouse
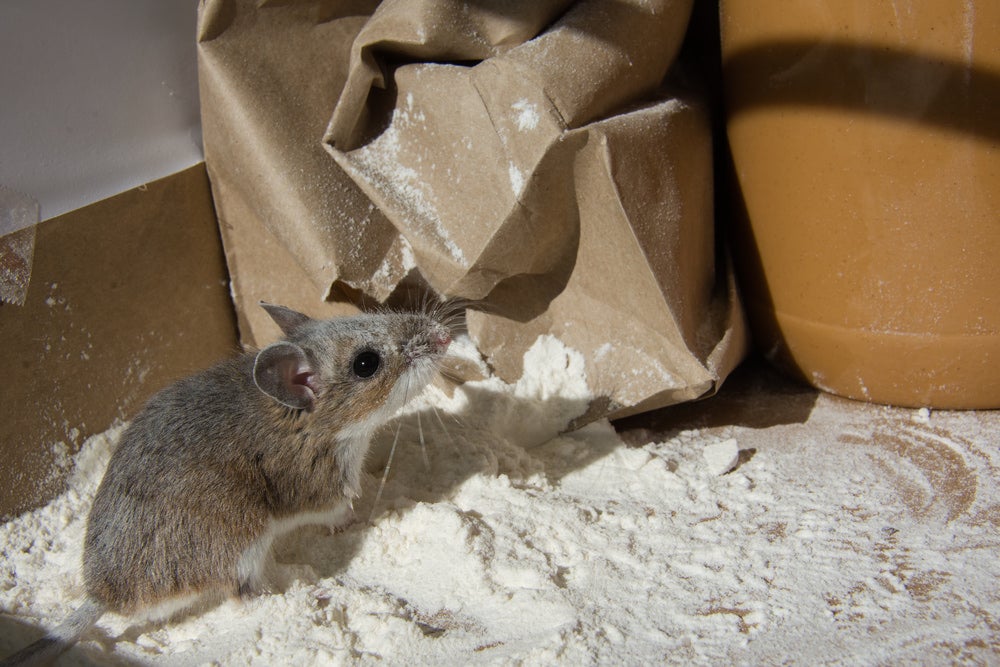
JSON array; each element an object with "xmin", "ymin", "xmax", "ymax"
[{"xmin": 1, "ymin": 302, "xmax": 452, "ymax": 666}]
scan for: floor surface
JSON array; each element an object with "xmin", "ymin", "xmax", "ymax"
[{"xmin": 616, "ymin": 359, "xmax": 1000, "ymax": 664}]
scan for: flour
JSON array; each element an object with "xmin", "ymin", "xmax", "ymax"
[
  {"xmin": 1, "ymin": 338, "xmax": 998, "ymax": 665},
  {"xmin": 511, "ymin": 100, "xmax": 539, "ymax": 132},
  {"xmin": 348, "ymin": 94, "xmax": 467, "ymax": 268},
  {"xmin": 507, "ymin": 162, "xmax": 525, "ymax": 197},
  {"xmin": 702, "ymin": 438, "xmax": 740, "ymax": 476}
]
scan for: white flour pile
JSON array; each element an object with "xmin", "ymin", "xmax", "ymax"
[{"xmin": 1, "ymin": 335, "xmax": 998, "ymax": 665}]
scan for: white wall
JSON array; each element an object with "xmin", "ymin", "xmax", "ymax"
[{"xmin": 0, "ymin": 0, "xmax": 203, "ymax": 224}]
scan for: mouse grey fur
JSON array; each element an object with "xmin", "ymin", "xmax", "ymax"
[{"xmin": 1, "ymin": 303, "xmax": 451, "ymax": 666}]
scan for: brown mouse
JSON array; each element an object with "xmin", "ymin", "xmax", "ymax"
[{"xmin": 1, "ymin": 303, "xmax": 451, "ymax": 666}]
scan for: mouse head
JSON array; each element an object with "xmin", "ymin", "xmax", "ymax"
[{"xmin": 252, "ymin": 304, "xmax": 451, "ymax": 426}]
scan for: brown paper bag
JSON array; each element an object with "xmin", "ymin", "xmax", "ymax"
[{"xmin": 198, "ymin": 0, "xmax": 747, "ymax": 421}]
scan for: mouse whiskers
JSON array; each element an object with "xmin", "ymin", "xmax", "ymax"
[
  {"xmin": 416, "ymin": 409, "xmax": 431, "ymax": 471},
  {"xmin": 434, "ymin": 365, "xmax": 466, "ymax": 385},
  {"xmin": 370, "ymin": 418, "xmax": 403, "ymax": 524},
  {"xmin": 424, "ymin": 295, "xmax": 481, "ymax": 334},
  {"xmin": 369, "ymin": 370, "xmax": 420, "ymax": 523},
  {"xmin": 428, "ymin": 401, "xmax": 460, "ymax": 451}
]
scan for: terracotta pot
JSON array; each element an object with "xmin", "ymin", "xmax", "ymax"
[{"xmin": 721, "ymin": 2, "xmax": 1000, "ymax": 408}]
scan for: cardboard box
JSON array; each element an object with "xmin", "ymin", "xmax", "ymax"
[{"xmin": 0, "ymin": 165, "xmax": 237, "ymax": 519}]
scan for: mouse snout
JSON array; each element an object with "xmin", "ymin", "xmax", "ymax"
[
  {"xmin": 431, "ymin": 326, "xmax": 451, "ymax": 353},
  {"xmin": 401, "ymin": 320, "xmax": 451, "ymax": 364}
]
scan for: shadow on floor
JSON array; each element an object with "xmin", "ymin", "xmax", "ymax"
[{"xmin": 613, "ymin": 354, "xmax": 820, "ymax": 446}]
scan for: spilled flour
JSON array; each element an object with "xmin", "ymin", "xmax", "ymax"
[{"xmin": 1, "ymin": 337, "xmax": 999, "ymax": 665}]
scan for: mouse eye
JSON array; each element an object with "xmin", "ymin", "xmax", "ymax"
[{"xmin": 352, "ymin": 350, "xmax": 381, "ymax": 378}]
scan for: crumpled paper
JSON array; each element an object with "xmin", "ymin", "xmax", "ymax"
[{"xmin": 198, "ymin": 0, "xmax": 747, "ymax": 420}]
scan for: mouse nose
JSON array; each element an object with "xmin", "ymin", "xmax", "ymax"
[{"xmin": 432, "ymin": 327, "xmax": 451, "ymax": 353}]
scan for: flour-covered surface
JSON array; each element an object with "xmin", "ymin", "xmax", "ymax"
[{"xmin": 1, "ymin": 341, "xmax": 998, "ymax": 665}]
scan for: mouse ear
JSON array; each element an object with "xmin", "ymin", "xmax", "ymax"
[
  {"xmin": 253, "ymin": 342, "xmax": 316, "ymax": 411},
  {"xmin": 259, "ymin": 302, "xmax": 313, "ymax": 337}
]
